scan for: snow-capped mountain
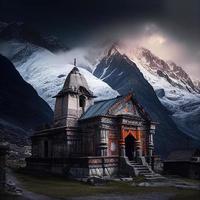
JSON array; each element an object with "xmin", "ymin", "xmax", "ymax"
[
  {"xmin": 106, "ymin": 45, "xmax": 200, "ymax": 141},
  {"xmin": 194, "ymin": 80, "xmax": 200, "ymax": 91},
  {"xmin": 0, "ymin": 41, "xmax": 119, "ymax": 109},
  {"xmin": 0, "ymin": 21, "xmax": 199, "ymax": 155},
  {"xmin": 94, "ymin": 47, "xmax": 199, "ymax": 156},
  {"xmin": 121, "ymin": 47, "xmax": 199, "ymax": 93}
]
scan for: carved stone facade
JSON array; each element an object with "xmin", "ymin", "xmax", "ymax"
[{"xmin": 27, "ymin": 67, "xmax": 156, "ymax": 178}]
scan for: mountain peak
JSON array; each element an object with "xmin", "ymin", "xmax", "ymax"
[
  {"xmin": 94, "ymin": 48, "xmax": 199, "ymax": 156},
  {"xmin": 118, "ymin": 45, "xmax": 199, "ymax": 93},
  {"xmin": 107, "ymin": 43, "xmax": 120, "ymax": 57}
]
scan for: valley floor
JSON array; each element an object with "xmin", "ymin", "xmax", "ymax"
[{"xmin": 2, "ymin": 170, "xmax": 200, "ymax": 200}]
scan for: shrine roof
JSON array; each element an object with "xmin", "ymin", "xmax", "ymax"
[
  {"xmin": 55, "ymin": 67, "xmax": 94, "ymax": 97},
  {"xmin": 80, "ymin": 95, "xmax": 124, "ymax": 119}
]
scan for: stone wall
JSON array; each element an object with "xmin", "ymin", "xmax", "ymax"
[{"xmin": 26, "ymin": 156, "xmax": 119, "ymax": 178}]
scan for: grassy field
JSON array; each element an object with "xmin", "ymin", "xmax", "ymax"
[
  {"xmin": 0, "ymin": 193, "xmax": 23, "ymax": 200},
  {"xmin": 12, "ymin": 172, "xmax": 200, "ymax": 200}
]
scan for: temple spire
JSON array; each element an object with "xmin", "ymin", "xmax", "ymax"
[{"xmin": 74, "ymin": 58, "xmax": 76, "ymax": 66}]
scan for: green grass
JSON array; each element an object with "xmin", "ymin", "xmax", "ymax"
[
  {"xmin": 15, "ymin": 172, "xmax": 200, "ymax": 200},
  {"xmin": 170, "ymin": 190, "xmax": 200, "ymax": 200},
  {"xmin": 0, "ymin": 192, "xmax": 23, "ymax": 200},
  {"xmin": 165, "ymin": 175, "xmax": 200, "ymax": 184}
]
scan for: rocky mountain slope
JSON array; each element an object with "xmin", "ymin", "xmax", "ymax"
[
  {"xmin": 116, "ymin": 46, "xmax": 200, "ymax": 141},
  {"xmin": 0, "ymin": 21, "xmax": 199, "ymax": 156},
  {"xmin": 0, "ymin": 20, "xmax": 119, "ymax": 109},
  {"xmin": 94, "ymin": 47, "xmax": 199, "ymax": 156},
  {"xmin": 120, "ymin": 46, "xmax": 199, "ymax": 93},
  {"xmin": 194, "ymin": 80, "xmax": 200, "ymax": 91},
  {"xmin": 0, "ymin": 42, "xmax": 119, "ymax": 109},
  {"xmin": 0, "ymin": 54, "xmax": 53, "ymax": 145}
]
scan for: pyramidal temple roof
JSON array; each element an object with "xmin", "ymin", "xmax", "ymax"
[
  {"xmin": 55, "ymin": 67, "xmax": 94, "ymax": 97},
  {"xmin": 80, "ymin": 95, "xmax": 124, "ymax": 119},
  {"xmin": 80, "ymin": 93, "xmax": 153, "ymax": 121}
]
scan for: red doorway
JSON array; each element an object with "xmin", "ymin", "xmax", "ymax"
[{"xmin": 125, "ymin": 134, "xmax": 136, "ymax": 160}]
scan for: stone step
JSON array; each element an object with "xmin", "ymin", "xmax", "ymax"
[
  {"xmin": 140, "ymin": 171, "xmax": 152, "ymax": 173},
  {"xmin": 131, "ymin": 164, "xmax": 146, "ymax": 167},
  {"xmin": 129, "ymin": 162, "xmax": 139, "ymax": 164},
  {"xmin": 138, "ymin": 170, "xmax": 151, "ymax": 174},
  {"xmin": 145, "ymin": 174, "xmax": 165, "ymax": 178},
  {"xmin": 131, "ymin": 162, "xmax": 149, "ymax": 165},
  {"xmin": 145, "ymin": 177, "xmax": 166, "ymax": 181},
  {"xmin": 143, "ymin": 174, "xmax": 161, "ymax": 178},
  {"xmin": 132, "ymin": 164, "xmax": 147, "ymax": 167},
  {"xmin": 128, "ymin": 160, "xmax": 165, "ymax": 181},
  {"xmin": 143, "ymin": 173, "xmax": 157, "ymax": 176},
  {"xmin": 134, "ymin": 166, "xmax": 149, "ymax": 170},
  {"xmin": 137, "ymin": 169, "xmax": 150, "ymax": 172},
  {"xmin": 134, "ymin": 167, "xmax": 148, "ymax": 170},
  {"xmin": 139, "ymin": 172, "xmax": 153, "ymax": 175},
  {"xmin": 129, "ymin": 163, "xmax": 142, "ymax": 166}
]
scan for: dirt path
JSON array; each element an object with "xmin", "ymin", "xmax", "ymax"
[{"xmin": 7, "ymin": 170, "xmax": 60, "ymax": 200}]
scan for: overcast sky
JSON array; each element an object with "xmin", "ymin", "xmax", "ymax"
[{"xmin": 0, "ymin": 0, "xmax": 199, "ymax": 79}]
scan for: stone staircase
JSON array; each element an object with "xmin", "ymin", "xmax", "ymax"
[{"xmin": 129, "ymin": 160, "xmax": 166, "ymax": 182}]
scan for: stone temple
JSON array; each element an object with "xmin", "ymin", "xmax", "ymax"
[{"xmin": 27, "ymin": 67, "xmax": 157, "ymax": 178}]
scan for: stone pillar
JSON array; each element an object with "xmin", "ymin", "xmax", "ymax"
[
  {"xmin": 135, "ymin": 139, "xmax": 142, "ymax": 158},
  {"xmin": 0, "ymin": 144, "xmax": 8, "ymax": 191},
  {"xmin": 98, "ymin": 129, "xmax": 108, "ymax": 156},
  {"xmin": 119, "ymin": 138, "xmax": 126, "ymax": 157},
  {"xmin": 148, "ymin": 134, "xmax": 154, "ymax": 157},
  {"xmin": 135, "ymin": 130, "xmax": 142, "ymax": 161},
  {"xmin": 119, "ymin": 127, "xmax": 126, "ymax": 157},
  {"xmin": 148, "ymin": 124, "xmax": 155, "ymax": 167}
]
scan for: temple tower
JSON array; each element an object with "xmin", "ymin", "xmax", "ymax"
[{"xmin": 54, "ymin": 67, "xmax": 95, "ymax": 127}]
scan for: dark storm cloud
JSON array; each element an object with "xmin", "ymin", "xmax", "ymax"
[
  {"xmin": 0, "ymin": 0, "xmax": 199, "ymax": 78},
  {"xmin": 0, "ymin": 0, "xmax": 199, "ymax": 43},
  {"xmin": 0, "ymin": 0, "xmax": 199, "ymax": 41},
  {"xmin": 0, "ymin": 0, "xmax": 163, "ymax": 21},
  {"xmin": 0, "ymin": 0, "xmax": 165, "ymax": 45}
]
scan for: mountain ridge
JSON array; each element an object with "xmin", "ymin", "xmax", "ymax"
[
  {"xmin": 0, "ymin": 22, "xmax": 199, "ymax": 155},
  {"xmin": 0, "ymin": 54, "xmax": 53, "ymax": 145},
  {"xmin": 94, "ymin": 47, "xmax": 199, "ymax": 156},
  {"xmin": 116, "ymin": 45, "xmax": 199, "ymax": 94}
]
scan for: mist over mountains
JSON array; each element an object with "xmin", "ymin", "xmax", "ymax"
[{"xmin": 0, "ymin": 21, "xmax": 199, "ymax": 156}]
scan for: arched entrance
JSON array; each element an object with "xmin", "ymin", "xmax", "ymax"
[{"xmin": 125, "ymin": 134, "xmax": 136, "ymax": 160}]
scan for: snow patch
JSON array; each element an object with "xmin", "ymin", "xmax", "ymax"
[{"xmin": 0, "ymin": 41, "xmax": 119, "ymax": 109}]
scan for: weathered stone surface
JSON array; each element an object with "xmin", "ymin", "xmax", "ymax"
[{"xmin": 27, "ymin": 68, "xmax": 156, "ymax": 179}]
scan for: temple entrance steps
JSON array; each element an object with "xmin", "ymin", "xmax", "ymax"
[{"xmin": 129, "ymin": 160, "xmax": 166, "ymax": 181}]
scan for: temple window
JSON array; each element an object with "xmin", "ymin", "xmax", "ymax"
[{"xmin": 79, "ymin": 95, "xmax": 86, "ymax": 108}]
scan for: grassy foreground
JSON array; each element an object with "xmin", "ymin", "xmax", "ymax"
[{"xmin": 14, "ymin": 172, "xmax": 200, "ymax": 200}]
